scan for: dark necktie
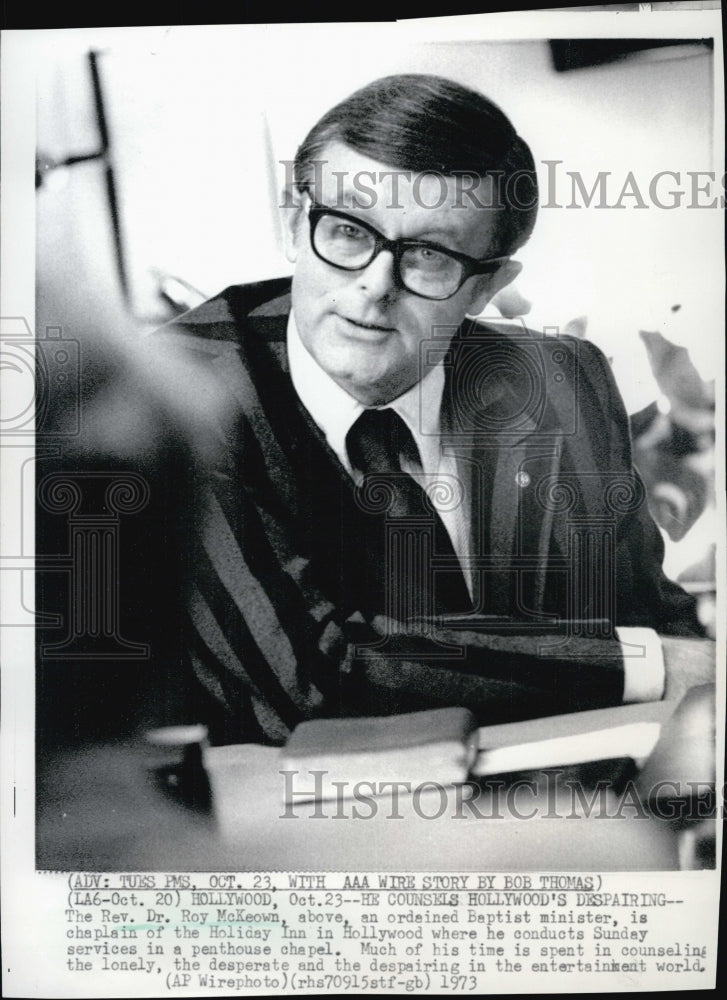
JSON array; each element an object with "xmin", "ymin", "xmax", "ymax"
[{"xmin": 345, "ymin": 407, "xmax": 471, "ymax": 620}]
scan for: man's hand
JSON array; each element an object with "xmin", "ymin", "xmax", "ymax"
[{"xmin": 661, "ymin": 637, "xmax": 716, "ymax": 704}]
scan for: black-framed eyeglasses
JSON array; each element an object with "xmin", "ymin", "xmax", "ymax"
[{"xmin": 306, "ymin": 202, "xmax": 510, "ymax": 301}]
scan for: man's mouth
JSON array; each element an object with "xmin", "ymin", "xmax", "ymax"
[{"xmin": 341, "ymin": 315, "xmax": 397, "ymax": 334}]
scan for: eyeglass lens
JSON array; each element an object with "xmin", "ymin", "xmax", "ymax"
[{"xmin": 312, "ymin": 213, "xmax": 464, "ymax": 298}]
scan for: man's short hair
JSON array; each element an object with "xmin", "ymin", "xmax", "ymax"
[{"xmin": 293, "ymin": 73, "xmax": 538, "ymax": 258}]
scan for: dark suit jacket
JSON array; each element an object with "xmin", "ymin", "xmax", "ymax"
[{"xmin": 150, "ymin": 277, "xmax": 703, "ymax": 744}]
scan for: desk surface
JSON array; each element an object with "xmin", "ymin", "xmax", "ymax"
[{"xmin": 37, "ymin": 695, "xmax": 714, "ymax": 873}]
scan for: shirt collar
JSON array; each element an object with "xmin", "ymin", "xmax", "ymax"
[{"xmin": 286, "ymin": 311, "xmax": 445, "ymax": 474}]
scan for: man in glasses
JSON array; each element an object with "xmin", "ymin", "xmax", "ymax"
[{"xmin": 154, "ymin": 74, "xmax": 711, "ymax": 745}]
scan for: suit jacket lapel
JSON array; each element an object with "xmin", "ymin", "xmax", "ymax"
[{"xmin": 442, "ymin": 324, "xmax": 565, "ymax": 617}]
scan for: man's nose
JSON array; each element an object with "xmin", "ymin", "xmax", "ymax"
[{"xmin": 355, "ymin": 249, "xmax": 398, "ymax": 300}]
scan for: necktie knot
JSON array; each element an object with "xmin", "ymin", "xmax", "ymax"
[{"xmin": 346, "ymin": 407, "xmax": 420, "ymax": 479}]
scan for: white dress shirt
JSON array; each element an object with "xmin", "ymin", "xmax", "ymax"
[{"xmin": 286, "ymin": 312, "xmax": 664, "ymax": 703}]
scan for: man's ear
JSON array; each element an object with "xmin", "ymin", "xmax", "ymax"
[
  {"xmin": 280, "ymin": 186, "xmax": 305, "ymax": 264},
  {"xmin": 466, "ymin": 259, "xmax": 523, "ymax": 317}
]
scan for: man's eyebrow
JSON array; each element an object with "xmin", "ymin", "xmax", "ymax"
[
  {"xmin": 407, "ymin": 225, "xmax": 466, "ymax": 247},
  {"xmin": 316, "ymin": 200, "xmax": 470, "ymax": 253},
  {"xmin": 389, "ymin": 223, "xmax": 476, "ymax": 256}
]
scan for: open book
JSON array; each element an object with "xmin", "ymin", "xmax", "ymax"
[{"xmin": 472, "ymin": 722, "xmax": 661, "ymax": 777}]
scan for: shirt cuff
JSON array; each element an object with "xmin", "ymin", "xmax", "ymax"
[{"xmin": 616, "ymin": 626, "xmax": 666, "ymax": 703}]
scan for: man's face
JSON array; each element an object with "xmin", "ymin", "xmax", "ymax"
[{"xmin": 283, "ymin": 142, "xmax": 519, "ymax": 406}]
